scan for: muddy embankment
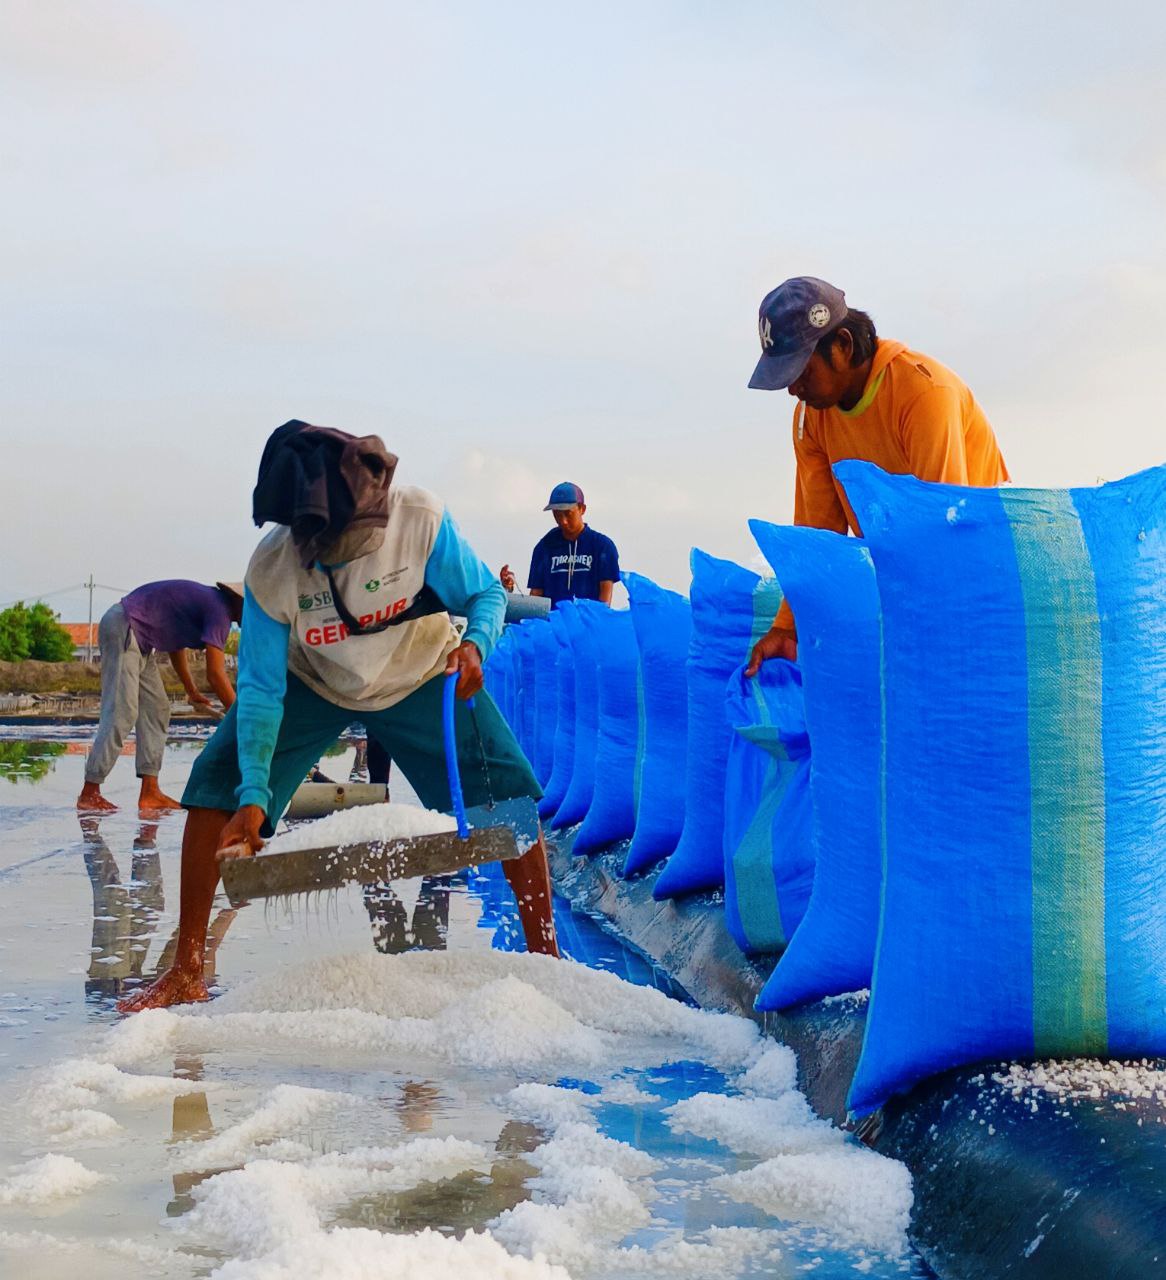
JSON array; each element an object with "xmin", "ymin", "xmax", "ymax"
[{"xmin": 0, "ymin": 654, "xmax": 224, "ymax": 716}]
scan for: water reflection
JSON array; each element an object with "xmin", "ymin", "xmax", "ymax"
[
  {"xmin": 81, "ymin": 815, "xmax": 166, "ymax": 996},
  {"xmin": 166, "ymin": 1056, "xmax": 239, "ymax": 1218},
  {"xmin": 334, "ymin": 1119, "xmax": 542, "ymax": 1235},
  {"xmin": 161, "ymin": 1056, "xmax": 542, "ymax": 1234},
  {"xmin": 363, "ymin": 877, "xmax": 451, "ymax": 954},
  {"xmin": 79, "ymin": 815, "xmax": 238, "ymax": 998},
  {"xmin": 0, "ymin": 739, "xmax": 67, "ymax": 784}
]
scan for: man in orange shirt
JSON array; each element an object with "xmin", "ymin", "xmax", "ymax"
[{"xmin": 744, "ymin": 276, "xmax": 1009, "ymax": 674}]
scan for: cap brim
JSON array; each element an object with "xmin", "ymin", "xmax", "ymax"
[
  {"xmin": 544, "ymin": 503, "xmax": 579, "ymax": 512},
  {"xmin": 216, "ymin": 581, "xmax": 245, "ymax": 603},
  {"xmin": 748, "ymin": 345, "xmax": 813, "ymax": 391}
]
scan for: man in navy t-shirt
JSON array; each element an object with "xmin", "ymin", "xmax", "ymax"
[{"xmin": 501, "ymin": 483, "xmax": 620, "ymax": 606}]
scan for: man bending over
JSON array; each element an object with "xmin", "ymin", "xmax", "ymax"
[
  {"xmin": 78, "ymin": 580, "xmax": 242, "ymax": 813},
  {"xmin": 744, "ymin": 276, "xmax": 1009, "ymax": 673},
  {"xmin": 120, "ymin": 421, "xmax": 558, "ymax": 1012}
]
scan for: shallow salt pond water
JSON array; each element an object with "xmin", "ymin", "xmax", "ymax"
[{"xmin": 0, "ymin": 732, "xmax": 927, "ymax": 1278}]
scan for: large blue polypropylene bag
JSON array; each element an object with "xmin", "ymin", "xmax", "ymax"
[
  {"xmin": 722, "ymin": 661, "xmax": 814, "ymax": 956},
  {"xmin": 512, "ymin": 622, "xmax": 540, "ymax": 758},
  {"xmin": 550, "ymin": 601, "xmax": 603, "ymax": 829},
  {"xmin": 524, "ymin": 618, "xmax": 560, "ymax": 788},
  {"xmin": 574, "ymin": 607, "xmax": 640, "ymax": 855},
  {"xmin": 623, "ymin": 574, "xmax": 692, "ymax": 877},
  {"xmin": 653, "ymin": 550, "xmax": 785, "ymax": 899},
  {"xmin": 537, "ymin": 603, "xmax": 579, "ymax": 821},
  {"xmin": 509, "ymin": 618, "xmax": 555, "ymax": 787},
  {"xmin": 749, "ymin": 522, "xmax": 884, "ymax": 1010},
  {"xmin": 484, "ymin": 628, "xmax": 517, "ymax": 730},
  {"xmin": 838, "ymin": 460, "xmax": 1166, "ymax": 1116}
]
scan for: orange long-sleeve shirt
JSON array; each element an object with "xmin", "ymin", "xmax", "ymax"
[{"xmin": 774, "ymin": 339, "xmax": 1008, "ymax": 632}]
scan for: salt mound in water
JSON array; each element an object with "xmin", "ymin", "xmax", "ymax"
[
  {"xmin": 172, "ymin": 1084, "xmax": 350, "ymax": 1171},
  {"xmin": 714, "ymin": 1147, "xmax": 913, "ymax": 1256},
  {"xmin": 209, "ymin": 1225, "xmax": 571, "ymax": 1280},
  {"xmin": 100, "ymin": 950, "xmax": 761, "ymax": 1075},
  {"xmin": 19, "ymin": 950, "xmax": 914, "ymax": 1274},
  {"xmin": 665, "ymin": 1092, "xmax": 840, "ymax": 1157},
  {"xmin": 180, "ymin": 1135, "xmax": 491, "ymax": 1258},
  {"xmin": 0, "ymin": 1154, "xmax": 105, "ymax": 1206}
]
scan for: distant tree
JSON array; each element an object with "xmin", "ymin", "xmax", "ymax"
[
  {"xmin": 0, "ymin": 602, "xmax": 75, "ymax": 662},
  {"xmin": 0, "ymin": 604, "xmax": 32, "ymax": 662},
  {"xmin": 27, "ymin": 603, "xmax": 76, "ymax": 662}
]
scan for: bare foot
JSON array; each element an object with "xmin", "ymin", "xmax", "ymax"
[
  {"xmin": 139, "ymin": 794, "xmax": 183, "ymax": 813},
  {"xmin": 77, "ymin": 784, "xmax": 118, "ymax": 813},
  {"xmin": 138, "ymin": 780, "xmax": 183, "ymax": 812},
  {"xmin": 117, "ymin": 967, "xmax": 210, "ymax": 1013}
]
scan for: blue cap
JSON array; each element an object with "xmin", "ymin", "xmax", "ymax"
[
  {"xmin": 544, "ymin": 481, "xmax": 585, "ymax": 511},
  {"xmin": 748, "ymin": 277, "xmax": 848, "ymax": 390}
]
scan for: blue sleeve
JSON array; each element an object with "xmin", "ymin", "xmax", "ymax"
[
  {"xmin": 235, "ymin": 587, "xmax": 290, "ymax": 813},
  {"xmin": 527, "ymin": 541, "xmax": 545, "ymax": 593},
  {"xmin": 424, "ymin": 509, "xmax": 506, "ymax": 661},
  {"xmin": 599, "ymin": 534, "xmax": 621, "ymax": 582}
]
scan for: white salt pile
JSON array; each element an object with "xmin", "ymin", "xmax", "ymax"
[
  {"xmin": 663, "ymin": 1058, "xmax": 913, "ymax": 1254},
  {"xmin": 262, "ymin": 802, "xmax": 456, "ymax": 855},
  {"xmin": 665, "ymin": 1092, "xmax": 841, "ymax": 1157},
  {"xmin": 211, "ymin": 1225, "xmax": 571, "ymax": 1280},
  {"xmin": 172, "ymin": 1084, "xmax": 350, "ymax": 1170},
  {"xmin": 492, "ymin": 1083, "xmax": 790, "ymax": 1275},
  {"xmin": 714, "ymin": 1147, "xmax": 913, "ymax": 1258},
  {"xmin": 0, "ymin": 1154, "xmax": 105, "ymax": 1206},
  {"xmin": 993, "ymin": 1059, "xmax": 1166, "ymax": 1103},
  {"xmin": 27, "ymin": 1056, "xmax": 213, "ymax": 1147},
  {"xmin": 12, "ymin": 950, "xmax": 914, "ymax": 1277},
  {"xmin": 95, "ymin": 950, "xmax": 762, "ymax": 1075},
  {"xmin": 179, "ymin": 1135, "xmax": 493, "ymax": 1259}
]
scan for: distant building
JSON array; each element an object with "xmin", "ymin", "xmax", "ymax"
[{"xmin": 60, "ymin": 623, "xmax": 99, "ymax": 661}]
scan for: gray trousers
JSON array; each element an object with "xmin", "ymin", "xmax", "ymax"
[{"xmin": 85, "ymin": 604, "xmax": 172, "ymax": 784}]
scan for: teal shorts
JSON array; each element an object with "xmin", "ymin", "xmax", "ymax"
[{"xmin": 182, "ymin": 672, "xmax": 542, "ymax": 836}]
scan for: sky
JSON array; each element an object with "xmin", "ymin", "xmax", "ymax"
[{"xmin": 2, "ymin": 0, "xmax": 1164, "ymax": 620}]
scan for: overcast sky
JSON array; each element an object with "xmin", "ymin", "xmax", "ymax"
[{"xmin": 3, "ymin": 1, "xmax": 1163, "ymax": 619}]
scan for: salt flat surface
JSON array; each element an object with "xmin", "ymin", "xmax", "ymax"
[{"xmin": 0, "ymin": 738, "xmax": 924, "ymax": 1279}]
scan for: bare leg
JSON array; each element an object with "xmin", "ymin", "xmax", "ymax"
[
  {"xmin": 138, "ymin": 776, "xmax": 183, "ymax": 812},
  {"xmin": 502, "ymin": 831, "xmax": 559, "ymax": 957},
  {"xmin": 117, "ymin": 806, "xmax": 230, "ymax": 1012},
  {"xmin": 77, "ymin": 782, "xmax": 118, "ymax": 812}
]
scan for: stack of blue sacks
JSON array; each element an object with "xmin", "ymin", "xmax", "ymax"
[{"xmin": 483, "ymin": 458, "xmax": 1166, "ymax": 1114}]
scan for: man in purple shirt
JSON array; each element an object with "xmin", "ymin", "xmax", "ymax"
[{"xmin": 77, "ymin": 580, "xmax": 243, "ymax": 813}]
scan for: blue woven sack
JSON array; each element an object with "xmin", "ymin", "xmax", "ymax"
[
  {"xmin": 653, "ymin": 550, "xmax": 785, "ymax": 899},
  {"xmin": 550, "ymin": 601, "xmax": 603, "ymax": 829},
  {"xmin": 722, "ymin": 661, "xmax": 813, "ymax": 956},
  {"xmin": 623, "ymin": 574, "xmax": 692, "ymax": 877},
  {"xmin": 837, "ymin": 461, "xmax": 1166, "ymax": 1116},
  {"xmin": 484, "ymin": 628, "xmax": 518, "ymax": 729},
  {"xmin": 537, "ymin": 604, "xmax": 580, "ymax": 822},
  {"xmin": 575, "ymin": 608, "xmax": 641, "ymax": 855},
  {"xmin": 523, "ymin": 618, "xmax": 559, "ymax": 788},
  {"xmin": 511, "ymin": 622, "xmax": 540, "ymax": 759},
  {"xmin": 749, "ymin": 522, "xmax": 883, "ymax": 1011}
]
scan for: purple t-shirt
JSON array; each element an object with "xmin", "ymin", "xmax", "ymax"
[{"xmin": 121, "ymin": 581, "xmax": 232, "ymax": 655}]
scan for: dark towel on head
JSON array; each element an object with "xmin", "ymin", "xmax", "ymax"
[{"xmin": 253, "ymin": 420, "xmax": 398, "ymax": 567}]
